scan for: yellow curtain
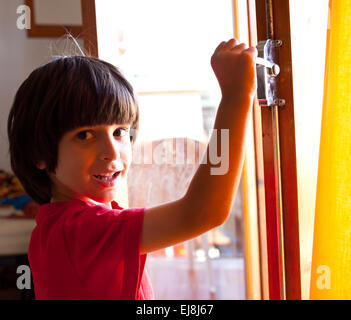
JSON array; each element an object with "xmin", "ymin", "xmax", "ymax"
[{"xmin": 310, "ymin": 0, "xmax": 351, "ymax": 299}]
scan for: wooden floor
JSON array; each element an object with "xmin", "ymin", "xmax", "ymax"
[{"xmin": 146, "ymin": 256, "xmax": 246, "ymax": 300}]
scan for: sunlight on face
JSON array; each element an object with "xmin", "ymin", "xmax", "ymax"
[{"xmin": 48, "ymin": 124, "xmax": 132, "ymax": 208}]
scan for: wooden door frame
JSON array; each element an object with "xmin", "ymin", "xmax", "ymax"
[
  {"xmin": 81, "ymin": 0, "xmax": 98, "ymax": 57},
  {"xmin": 246, "ymin": 0, "xmax": 270, "ymax": 301},
  {"xmin": 252, "ymin": 0, "xmax": 301, "ymax": 300}
]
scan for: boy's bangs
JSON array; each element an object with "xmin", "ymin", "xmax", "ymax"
[
  {"xmin": 56, "ymin": 57, "xmax": 138, "ymax": 135},
  {"xmin": 64, "ymin": 81, "xmax": 136, "ymax": 131}
]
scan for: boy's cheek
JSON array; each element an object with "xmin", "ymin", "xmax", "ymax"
[
  {"xmin": 122, "ymin": 143, "xmax": 133, "ymax": 165},
  {"xmin": 123, "ymin": 161, "xmax": 132, "ymax": 177}
]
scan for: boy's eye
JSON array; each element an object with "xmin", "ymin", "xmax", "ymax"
[
  {"xmin": 76, "ymin": 131, "xmax": 93, "ymax": 140},
  {"xmin": 114, "ymin": 128, "xmax": 129, "ymax": 138},
  {"xmin": 75, "ymin": 127, "xmax": 129, "ymax": 140}
]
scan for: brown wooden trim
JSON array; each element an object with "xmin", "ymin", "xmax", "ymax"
[
  {"xmin": 25, "ymin": 0, "xmax": 83, "ymax": 38},
  {"xmin": 255, "ymin": 0, "xmax": 283, "ymax": 300},
  {"xmin": 81, "ymin": 0, "xmax": 98, "ymax": 57},
  {"xmin": 271, "ymin": 0, "xmax": 301, "ymax": 300},
  {"xmin": 247, "ymin": 0, "xmax": 270, "ymax": 300},
  {"xmin": 233, "ymin": 0, "xmax": 241, "ymax": 40},
  {"xmin": 233, "ymin": 0, "xmax": 262, "ymax": 300},
  {"xmin": 255, "ymin": 0, "xmax": 301, "ymax": 299}
]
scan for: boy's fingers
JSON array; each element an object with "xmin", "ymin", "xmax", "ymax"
[
  {"xmin": 213, "ymin": 39, "xmax": 256, "ymax": 58},
  {"xmin": 214, "ymin": 41, "xmax": 227, "ymax": 52},
  {"xmin": 223, "ymin": 38, "xmax": 239, "ymax": 50},
  {"xmin": 215, "ymin": 38, "xmax": 251, "ymax": 54},
  {"xmin": 230, "ymin": 43, "xmax": 248, "ymax": 52},
  {"xmin": 243, "ymin": 46, "xmax": 258, "ymax": 58}
]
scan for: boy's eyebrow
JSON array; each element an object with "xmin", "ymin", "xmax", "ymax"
[{"xmin": 71, "ymin": 124, "xmax": 131, "ymax": 133}]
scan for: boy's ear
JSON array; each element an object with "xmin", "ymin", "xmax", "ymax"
[{"xmin": 36, "ymin": 161, "xmax": 46, "ymax": 170}]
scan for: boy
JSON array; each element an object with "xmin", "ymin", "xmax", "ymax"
[{"xmin": 7, "ymin": 39, "xmax": 257, "ymax": 299}]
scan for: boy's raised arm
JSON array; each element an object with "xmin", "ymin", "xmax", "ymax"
[{"xmin": 141, "ymin": 39, "xmax": 257, "ymax": 254}]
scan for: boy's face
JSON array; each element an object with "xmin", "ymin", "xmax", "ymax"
[{"xmin": 42, "ymin": 124, "xmax": 132, "ymax": 208}]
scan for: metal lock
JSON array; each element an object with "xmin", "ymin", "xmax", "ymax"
[{"xmin": 256, "ymin": 39, "xmax": 285, "ymax": 107}]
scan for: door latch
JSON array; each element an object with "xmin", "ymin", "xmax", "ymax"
[{"xmin": 256, "ymin": 39, "xmax": 285, "ymax": 107}]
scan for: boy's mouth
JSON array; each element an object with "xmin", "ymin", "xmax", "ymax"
[{"xmin": 92, "ymin": 171, "xmax": 121, "ymax": 185}]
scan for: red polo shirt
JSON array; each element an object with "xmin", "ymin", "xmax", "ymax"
[{"xmin": 28, "ymin": 199, "xmax": 153, "ymax": 299}]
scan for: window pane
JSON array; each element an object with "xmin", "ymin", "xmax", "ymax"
[
  {"xmin": 289, "ymin": 0, "xmax": 329, "ymax": 300},
  {"xmin": 96, "ymin": 0, "xmax": 246, "ymax": 299}
]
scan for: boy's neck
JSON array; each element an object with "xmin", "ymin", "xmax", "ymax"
[{"xmin": 50, "ymin": 196, "xmax": 112, "ymax": 209}]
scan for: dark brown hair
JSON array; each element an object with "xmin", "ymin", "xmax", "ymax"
[{"xmin": 7, "ymin": 56, "xmax": 139, "ymax": 205}]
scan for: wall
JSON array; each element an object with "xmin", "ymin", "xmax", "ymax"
[{"xmin": 0, "ymin": 0, "xmax": 83, "ymax": 172}]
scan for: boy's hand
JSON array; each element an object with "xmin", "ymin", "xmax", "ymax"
[{"xmin": 211, "ymin": 39, "xmax": 257, "ymax": 102}]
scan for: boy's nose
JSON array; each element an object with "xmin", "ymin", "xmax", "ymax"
[{"xmin": 99, "ymin": 138, "xmax": 120, "ymax": 161}]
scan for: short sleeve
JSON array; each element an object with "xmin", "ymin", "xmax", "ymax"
[{"xmin": 63, "ymin": 205, "xmax": 146, "ymax": 299}]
